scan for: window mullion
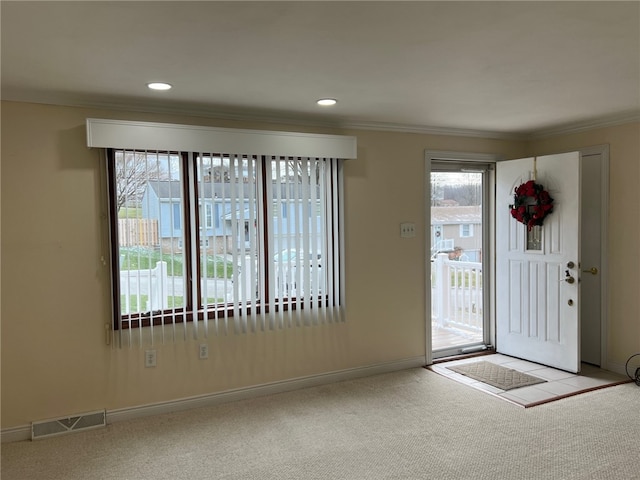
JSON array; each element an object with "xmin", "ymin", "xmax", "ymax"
[
  {"xmin": 182, "ymin": 152, "xmax": 200, "ymax": 339},
  {"xmin": 330, "ymin": 158, "xmax": 341, "ymax": 322},
  {"xmin": 260, "ymin": 156, "xmax": 283, "ymax": 328},
  {"xmin": 106, "ymin": 149, "xmax": 123, "ymax": 343}
]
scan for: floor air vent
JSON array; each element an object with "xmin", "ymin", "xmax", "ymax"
[{"xmin": 31, "ymin": 409, "xmax": 106, "ymax": 440}]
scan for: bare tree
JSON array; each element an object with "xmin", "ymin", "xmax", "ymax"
[
  {"xmin": 430, "ymin": 173, "xmax": 447, "ymax": 206},
  {"xmin": 443, "ymin": 183, "xmax": 482, "ymax": 206},
  {"xmin": 431, "ymin": 172, "xmax": 482, "ymax": 207},
  {"xmin": 115, "ymin": 151, "xmax": 166, "ymax": 211},
  {"xmin": 210, "ymin": 165, "xmax": 231, "ymax": 183},
  {"xmin": 282, "ymin": 159, "xmax": 321, "ymax": 184}
]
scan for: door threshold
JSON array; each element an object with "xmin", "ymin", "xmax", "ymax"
[{"xmin": 432, "ymin": 346, "xmax": 495, "ymax": 364}]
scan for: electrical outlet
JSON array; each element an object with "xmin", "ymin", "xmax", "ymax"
[
  {"xmin": 400, "ymin": 222, "xmax": 416, "ymax": 238},
  {"xmin": 199, "ymin": 344, "xmax": 209, "ymax": 360},
  {"xmin": 144, "ymin": 349, "xmax": 157, "ymax": 368}
]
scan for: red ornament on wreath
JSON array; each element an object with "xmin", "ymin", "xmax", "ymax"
[{"xmin": 510, "ymin": 180, "xmax": 554, "ymax": 231}]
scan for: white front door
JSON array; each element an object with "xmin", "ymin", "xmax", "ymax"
[{"xmin": 496, "ymin": 152, "xmax": 581, "ymax": 372}]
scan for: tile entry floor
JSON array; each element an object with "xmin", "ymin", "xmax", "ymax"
[{"xmin": 429, "ymin": 353, "xmax": 631, "ymax": 407}]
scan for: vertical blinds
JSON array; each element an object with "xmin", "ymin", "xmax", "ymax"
[{"xmin": 94, "ymin": 120, "xmax": 353, "ymax": 347}]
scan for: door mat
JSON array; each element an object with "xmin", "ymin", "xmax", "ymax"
[{"xmin": 447, "ymin": 361, "xmax": 547, "ymax": 390}]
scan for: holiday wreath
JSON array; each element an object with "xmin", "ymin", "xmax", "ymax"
[{"xmin": 510, "ymin": 180, "xmax": 554, "ymax": 230}]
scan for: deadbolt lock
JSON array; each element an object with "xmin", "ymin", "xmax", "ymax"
[{"xmin": 566, "ymin": 261, "xmax": 575, "ymax": 269}]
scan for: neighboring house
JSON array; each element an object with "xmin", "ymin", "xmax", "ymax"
[
  {"xmin": 141, "ymin": 181, "xmax": 322, "ymax": 254},
  {"xmin": 431, "ymin": 205, "xmax": 482, "ymax": 261},
  {"xmin": 141, "ymin": 181, "xmax": 232, "ymax": 253}
]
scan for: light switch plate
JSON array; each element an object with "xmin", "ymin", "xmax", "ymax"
[{"xmin": 400, "ymin": 222, "xmax": 416, "ymax": 238}]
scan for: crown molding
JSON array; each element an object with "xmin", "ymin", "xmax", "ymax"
[
  {"xmin": 0, "ymin": 91, "xmax": 527, "ymax": 140},
  {"xmin": 333, "ymin": 120, "xmax": 527, "ymax": 140},
  {"xmin": 3, "ymin": 91, "xmax": 638, "ymax": 142},
  {"xmin": 529, "ymin": 110, "xmax": 640, "ymax": 139}
]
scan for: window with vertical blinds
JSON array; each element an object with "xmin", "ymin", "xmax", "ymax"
[{"xmin": 88, "ymin": 119, "xmax": 355, "ymax": 346}]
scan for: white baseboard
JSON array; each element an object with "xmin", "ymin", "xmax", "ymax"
[
  {"xmin": 1, "ymin": 426, "xmax": 32, "ymax": 444},
  {"xmin": 605, "ymin": 360, "xmax": 628, "ymax": 377},
  {"xmin": 2, "ymin": 356, "xmax": 425, "ymax": 443}
]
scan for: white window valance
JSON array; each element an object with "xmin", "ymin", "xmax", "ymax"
[{"xmin": 86, "ymin": 118, "xmax": 357, "ymax": 159}]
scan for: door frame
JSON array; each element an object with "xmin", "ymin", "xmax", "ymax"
[
  {"xmin": 424, "ymin": 150, "xmax": 501, "ymax": 365},
  {"xmin": 424, "ymin": 146, "xmax": 609, "ymax": 369},
  {"xmin": 583, "ymin": 144, "xmax": 609, "ymax": 369}
]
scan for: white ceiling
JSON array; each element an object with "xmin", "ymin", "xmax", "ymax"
[{"xmin": 2, "ymin": 1, "xmax": 639, "ymax": 137}]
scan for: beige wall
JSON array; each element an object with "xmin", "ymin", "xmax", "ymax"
[
  {"xmin": 0, "ymin": 101, "xmax": 526, "ymax": 429},
  {"xmin": 528, "ymin": 123, "xmax": 640, "ymax": 369},
  {"xmin": 3, "ymin": 100, "xmax": 638, "ymax": 431}
]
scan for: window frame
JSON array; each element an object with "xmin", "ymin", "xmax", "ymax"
[
  {"xmin": 107, "ymin": 149, "xmax": 340, "ymax": 331},
  {"xmin": 459, "ymin": 223, "xmax": 474, "ymax": 238},
  {"xmin": 203, "ymin": 202, "xmax": 214, "ymax": 229}
]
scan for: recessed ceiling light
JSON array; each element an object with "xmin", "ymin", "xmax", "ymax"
[
  {"xmin": 147, "ymin": 82, "xmax": 172, "ymax": 91},
  {"xmin": 317, "ymin": 98, "xmax": 337, "ymax": 106}
]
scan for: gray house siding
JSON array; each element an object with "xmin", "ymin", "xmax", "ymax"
[{"xmin": 431, "ymin": 206, "xmax": 482, "ymax": 261}]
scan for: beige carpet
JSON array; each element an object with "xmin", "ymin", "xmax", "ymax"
[
  {"xmin": 2, "ymin": 368, "xmax": 639, "ymax": 480},
  {"xmin": 447, "ymin": 360, "xmax": 547, "ymax": 390}
]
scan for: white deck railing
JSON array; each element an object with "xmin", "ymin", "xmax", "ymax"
[
  {"xmin": 432, "ymin": 253, "xmax": 483, "ymax": 333},
  {"xmin": 120, "ymin": 261, "xmax": 168, "ymax": 314},
  {"xmin": 119, "ymin": 257, "xmax": 323, "ymax": 315}
]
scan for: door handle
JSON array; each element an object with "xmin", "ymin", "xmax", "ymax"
[
  {"xmin": 582, "ymin": 267, "xmax": 598, "ymax": 275},
  {"xmin": 563, "ymin": 270, "xmax": 576, "ymax": 284}
]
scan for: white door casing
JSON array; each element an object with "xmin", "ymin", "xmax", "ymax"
[{"xmin": 496, "ymin": 152, "xmax": 581, "ymax": 373}]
